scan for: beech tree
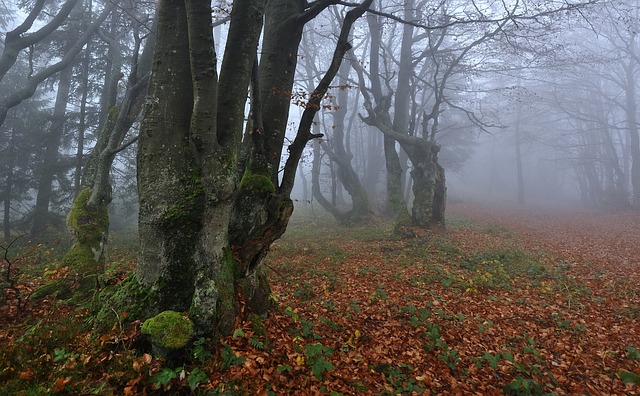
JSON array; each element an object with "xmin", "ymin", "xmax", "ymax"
[{"xmin": 111, "ymin": 0, "xmax": 374, "ymax": 344}]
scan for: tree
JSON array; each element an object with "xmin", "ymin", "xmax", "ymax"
[
  {"xmin": 58, "ymin": 3, "xmax": 156, "ymax": 292},
  {"xmin": 125, "ymin": 0, "xmax": 373, "ymax": 345},
  {"xmin": 300, "ymin": 22, "xmax": 372, "ymax": 225},
  {"xmin": 0, "ymin": 0, "xmax": 115, "ymax": 128}
]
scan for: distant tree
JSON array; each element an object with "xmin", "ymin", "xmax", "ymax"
[
  {"xmin": 0, "ymin": 0, "xmax": 115, "ymax": 129},
  {"xmin": 0, "ymin": 93, "xmax": 48, "ymax": 240},
  {"xmin": 300, "ymin": 21, "xmax": 372, "ymax": 225}
]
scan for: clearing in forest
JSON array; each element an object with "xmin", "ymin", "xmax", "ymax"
[{"xmin": 1, "ymin": 203, "xmax": 639, "ymax": 395}]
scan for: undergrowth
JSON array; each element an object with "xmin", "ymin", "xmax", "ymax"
[{"xmin": 0, "ymin": 209, "xmax": 638, "ymax": 394}]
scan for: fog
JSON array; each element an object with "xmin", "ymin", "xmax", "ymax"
[{"xmin": 1, "ymin": 0, "xmax": 639, "ymax": 240}]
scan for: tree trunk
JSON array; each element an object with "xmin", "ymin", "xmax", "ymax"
[
  {"xmin": 117, "ymin": 0, "xmax": 372, "ymax": 348},
  {"xmin": 407, "ymin": 141, "xmax": 446, "ymax": 228},
  {"xmin": 56, "ymin": 14, "xmax": 156, "ymax": 299},
  {"xmin": 135, "ymin": 0, "xmax": 264, "ymax": 337},
  {"xmin": 327, "ymin": 63, "xmax": 371, "ymax": 222},
  {"xmin": 259, "ymin": 0, "xmax": 305, "ymax": 181},
  {"xmin": 515, "ymin": 103, "xmax": 525, "ymax": 204},
  {"xmin": 624, "ymin": 63, "xmax": 640, "ymax": 204},
  {"xmin": 312, "ymin": 139, "xmax": 346, "ymax": 221},
  {"xmin": 3, "ymin": 129, "xmax": 16, "ymax": 241},
  {"xmin": 365, "ymin": 10, "xmax": 410, "ymax": 226},
  {"xmin": 31, "ymin": 63, "xmax": 73, "ymax": 236}
]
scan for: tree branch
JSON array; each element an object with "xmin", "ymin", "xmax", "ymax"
[
  {"xmin": 0, "ymin": 1, "xmax": 116, "ymax": 128},
  {"xmin": 280, "ymin": 0, "xmax": 374, "ymax": 196}
]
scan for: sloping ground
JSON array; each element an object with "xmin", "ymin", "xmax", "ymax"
[
  {"xmin": 211, "ymin": 204, "xmax": 639, "ymax": 395},
  {"xmin": 1, "ymin": 204, "xmax": 638, "ymax": 394}
]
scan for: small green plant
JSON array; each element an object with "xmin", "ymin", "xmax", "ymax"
[
  {"xmin": 619, "ymin": 371, "xmax": 640, "ymax": 385},
  {"xmin": 369, "ymin": 285, "xmax": 388, "ymax": 304},
  {"xmin": 625, "ymin": 346, "xmax": 640, "ymax": 360},
  {"xmin": 151, "ymin": 366, "xmax": 181, "ymax": 389},
  {"xmin": 377, "ymin": 363, "xmax": 424, "ymax": 394},
  {"xmin": 220, "ymin": 343, "xmax": 245, "ymax": 369},
  {"xmin": 303, "ymin": 343, "xmax": 334, "ymax": 380},
  {"xmin": 53, "ymin": 348, "xmax": 79, "ymax": 363},
  {"xmin": 438, "ymin": 347, "xmax": 461, "ymax": 371},
  {"xmin": 473, "ymin": 351, "xmax": 514, "ymax": 370},
  {"xmin": 300, "ymin": 317, "xmax": 321, "ymax": 340},
  {"xmin": 187, "ymin": 367, "xmax": 209, "ymax": 390},
  {"xmin": 293, "ymin": 282, "xmax": 315, "ymax": 300},
  {"xmin": 192, "ymin": 337, "xmax": 212, "ymax": 364},
  {"xmin": 423, "ymin": 322, "xmax": 447, "ymax": 351},
  {"xmin": 151, "ymin": 365, "xmax": 209, "ymax": 391},
  {"xmin": 277, "ymin": 364, "xmax": 293, "ymax": 373},
  {"xmin": 248, "ymin": 337, "xmax": 266, "ymax": 350},
  {"xmin": 619, "ymin": 346, "xmax": 640, "ymax": 385},
  {"xmin": 475, "ymin": 317, "xmax": 494, "ymax": 333},
  {"xmin": 503, "ymin": 376, "xmax": 545, "ymax": 395},
  {"xmin": 319, "ymin": 316, "xmax": 344, "ymax": 331}
]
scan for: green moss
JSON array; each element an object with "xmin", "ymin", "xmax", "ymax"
[
  {"xmin": 63, "ymin": 188, "xmax": 109, "ymax": 272},
  {"xmin": 161, "ymin": 170, "xmax": 205, "ymax": 224},
  {"xmin": 30, "ymin": 279, "xmax": 71, "ymax": 300},
  {"xmin": 68, "ymin": 188, "xmax": 109, "ymax": 245},
  {"xmin": 92, "ymin": 275, "xmax": 153, "ymax": 331},
  {"xmin": 63, "ymin": 244, "xmax": 97, "ymax": 268},
  {"xmin": 239, "ymin": 164, "xmax": 275, "ymax": 194},
  {"xmin": 141, "ymin": 310, "xmax": 194, "ymax": 350},
  {"xmin": 248, "ymin": 312, "xmax": 267, "ymax": 339}
]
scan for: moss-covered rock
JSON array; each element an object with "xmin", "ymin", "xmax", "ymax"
[
  {"xmin": 92, "ymin": 275, "xmax": 153, "ymax": 331},
  {"xmin": 141, "ymin": 310, "xmax": 194, "ymax": 350}
]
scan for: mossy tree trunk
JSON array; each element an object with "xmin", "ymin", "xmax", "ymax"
[
  {"xmin": 134, "ymin": 0, "xmax": 372, "ymax": 340},
  {"xmin": 406, "ymin": 141, "xmax": 446, "ymax": 228},
  {"xmin": 357, "ymin": 110, "xmax": 447, "ymax": 229},
  {"xmin": 136, "ymin": 0, "xmax": 265, "ymax": 337},
  {"xmin": 56, "ymin": 16, "xmax": 156, "ymax": 299}
]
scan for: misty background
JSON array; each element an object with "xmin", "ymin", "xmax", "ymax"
[{"xmin": 0, "ymin": 0, "xmax": 637, "ymax": 240}]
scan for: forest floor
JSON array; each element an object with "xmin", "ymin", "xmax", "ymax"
[{"xmin": 1, "ymin": 202, "xmax": 639, "ymax": 395}]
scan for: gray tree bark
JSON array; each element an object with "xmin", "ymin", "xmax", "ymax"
[{"xmin": 133, "ymin": 0, "xmax": 372, "ymax": 343}]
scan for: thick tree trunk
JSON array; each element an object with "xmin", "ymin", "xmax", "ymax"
[
  {"xmin": 407, "ymin": 141, "xmax": 446, "ymax": 228},
  {"xmin": 136, "ymin": 0, "xmax": 264, "ymax": 337},
  {"xmin": 125, "ymin": 0, "xmax": 371, "ymax": 348}
]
